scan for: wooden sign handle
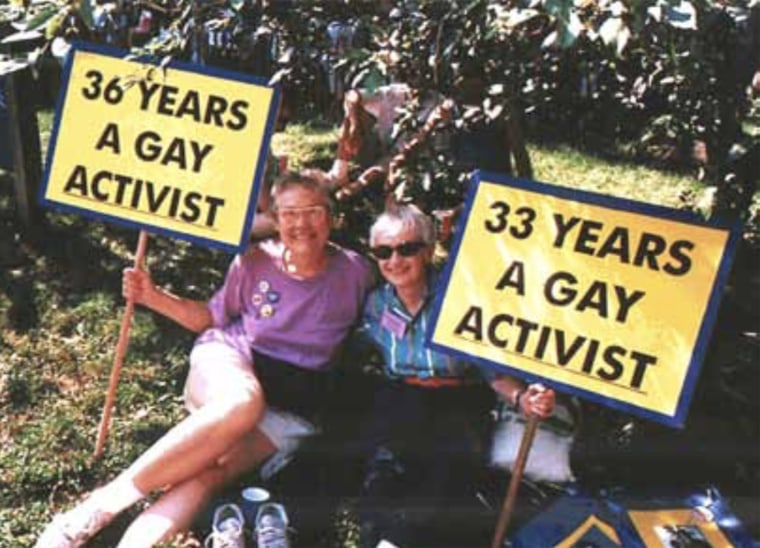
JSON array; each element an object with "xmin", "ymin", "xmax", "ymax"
[
  {"xmin": 93, "ymin": 230, "xmax": 150, "ymax": 459},
  {"xmin": 490, "ymin": 414, "xmax": 540, "ymax": 548}
]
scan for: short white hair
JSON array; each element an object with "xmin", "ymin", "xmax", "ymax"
[{"xmin": 369, "ymin": 205, "xmax": 436, "ymax": 247}]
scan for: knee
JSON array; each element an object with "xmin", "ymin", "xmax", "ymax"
[{"xmin": 217, "ymin": 386, "xmax": 266, "ymax": 434}]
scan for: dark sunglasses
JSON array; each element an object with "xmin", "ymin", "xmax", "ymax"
[{"xmin": 370, "ymin": 241, "xmax": 427, "ymax": 260}]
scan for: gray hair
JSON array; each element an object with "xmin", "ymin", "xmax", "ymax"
[
  {"xmin": 369, "ymin": 205, "xmax": 436, "ymax": 247},
  {"xmin": 270, "ymin": 172, "xmax": 334, "ymax": 213}
]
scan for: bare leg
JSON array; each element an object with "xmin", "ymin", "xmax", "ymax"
[
  {"xmin": 117, "ymin": 428, "xmax": 277, "ymax": 547},
  {"xmin": 124, "ymin": 344, "xmax": 264, "ymax": 494},
  {"xmin": 34, "ymin": 344, "xmax": 263, "ymax": 548},
  {"xmin": 93, "ymin": 343, "xmax": 262, "ymax": 512},
  {"xmin": 124, "ymin": 390, "xmax": 264, "ymax": 493}
]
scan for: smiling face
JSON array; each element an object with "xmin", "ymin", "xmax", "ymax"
[
  {"xmin": 274, "ymin": 185, "xmax": 331, "ymax": 257},
  {"xmin": 373, "ymin": 224, "xmax": 432, "ymax": 293}
]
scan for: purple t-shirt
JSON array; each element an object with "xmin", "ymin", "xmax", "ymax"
[{"xmin": 195, "ymin": 239, "xmax": 373, "ymax": 370}]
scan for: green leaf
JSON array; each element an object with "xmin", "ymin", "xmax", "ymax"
[
  {"xmin": 615, "ymin": 24, "xmax": 631, "ymax": 56},
  {"xmin": 663, "ymin": 1, "xmax": 697, "ymax": 30},
  {"xmin": 24, "ymin": 4, "xmax": 59, "ymax": 31},
  {"xmin": 358, "ymin": 66, "xmax": 386, "ymax": 94},
  {"xmin": 647, "ymin": 5, "xmax": 662, "ymax": 23},
  {"xmin": 543, "ymin": 0, "xmax": 571, "ymax": 20},
  {"xmin": 78, "ymin": 0, "xmax": 94, "ymax": 31},
  {"xmin": 598, "ymin": 14, "xmax": 631, "ymax": 55},
  {"xmin": 488, "ymin": 83, "xmax": 505, "ymax": 96},
  {"xmin": 609, "ymin": 1, "xmax": 626, "ymax": 18},
  {"xmin": 492, "ymin": 7, "xmax": 541, "ymax": 31},
  {"xmin": 599, "ymin": 16, "xmax": 624, "ymax": 46},
  {"xmin": 44, "ymin": 10, "xmax": 67, "ymax": 40},
  {"xmin": 541, "ymin": 29, "xmax": 559, "ymax": 49},
  {"xmin": 557, "ymin": 11, "xmax": 583, "ymax": 49}
]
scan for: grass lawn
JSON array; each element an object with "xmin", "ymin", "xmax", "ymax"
[
  {"xmin": 271, "ymin": 122, "xmax": 704, "ymax": 206},
  {"xmin": 2, "ymin": 113, "xmax": 757, "ymax": 547}
]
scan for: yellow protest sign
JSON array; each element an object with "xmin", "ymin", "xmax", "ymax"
[
  {"xmin": 428, "ymin": 172, "xmax": 740, "ymax": 426},
  {"xmin": 41, "ymin": 43, "xmax": 278, "ymax": 252},
  {"xmin": 628, "ymin": 508, "xmax": 734, "ymax": 546}
]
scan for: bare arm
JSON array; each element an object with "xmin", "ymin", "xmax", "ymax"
[
  {"xmin": 123, "ymin": 268, "xmax": 213, "ymax": 333},
  {"xmin": 334, "ymin": 165, "xmax": 387, "ymax": 201},
  {"xmin": 386, "ymin": 99, "xmax": 455, "ymax": 189}
]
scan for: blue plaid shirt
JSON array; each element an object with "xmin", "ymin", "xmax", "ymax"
[{"xmin": 359, "ymin": 269, "xmax": 487, "ymax": 381}]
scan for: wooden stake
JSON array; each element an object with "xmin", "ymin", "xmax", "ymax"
[
  {"xmin": 490, "ymin": 414, "xmax": 540, "ymax": 548},
  {"xmin": 93, "ymin": 230, "xmax": 150, "ymax": 459}
]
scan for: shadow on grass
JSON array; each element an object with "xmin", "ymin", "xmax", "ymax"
[
  {"xmin": 0, "ymin": 180, "xmax": 137, "ymax": 332},
  {"xmin": 1, "ymin": 172, "xmax": 230, "ymax": 335}
]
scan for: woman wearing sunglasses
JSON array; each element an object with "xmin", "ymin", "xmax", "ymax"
[
  {"xmin": 355, "ymin": 204, "xmax": 555, "ymax": 548},
  {"xmin": 35, "ymin": 173, "xmax": 373, "ymax": 547}
]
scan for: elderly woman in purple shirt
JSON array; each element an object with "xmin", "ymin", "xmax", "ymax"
[{"xmin": 36, "ymin": 173, "xmax": 373, "ymax": 547}]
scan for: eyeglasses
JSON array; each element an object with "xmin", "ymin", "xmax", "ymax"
[
  {"xmin": 277, "ymin": 205, "xmax": 328, "ymax": 223},
  {"xmin": 370, "ymin": 241, "xmax": 427, "ymax": 260}
]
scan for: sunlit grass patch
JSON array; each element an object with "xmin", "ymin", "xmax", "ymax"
[
  {"xmin": 272, "ymin": 122, "xmax": 339, "ymax": 171},
  {"xmin": 530, "ymin": 144, "xmax": 702, "ymax": 208}
]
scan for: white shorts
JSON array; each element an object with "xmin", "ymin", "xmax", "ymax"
[{"xmin": 185, "ymin": 341, "xmax": 319, "ymax": 455}]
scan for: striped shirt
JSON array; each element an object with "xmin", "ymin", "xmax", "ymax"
[{"xmin": 359, "ymin": 270, "xmax": 485, "ymax": 381}]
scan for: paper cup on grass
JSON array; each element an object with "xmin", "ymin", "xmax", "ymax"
[{"xmin": 240, "ymin": 486, "xmax": 270, "ymax": 526}]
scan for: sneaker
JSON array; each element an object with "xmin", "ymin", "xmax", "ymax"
[
  {"xmin": 204, "ymin": 503, "xmax": 246, "ymax": 548},
  {"xmin": 34, "ymin": 503, "xmax": 114, "ymax": 548},
  {"xmin": 255, "ymin": 502, "xmax": 290, "ymax": 548}
]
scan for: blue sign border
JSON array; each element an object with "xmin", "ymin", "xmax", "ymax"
[
  {"xmin": 38, "ymin": 41, "xmax": 280, "ymax": 254},
  {"xmin": 425, "ymin": 170, "xmax": 741, "ymax": 428}
]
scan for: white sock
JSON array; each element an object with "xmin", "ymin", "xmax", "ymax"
[{"xmin": 90, "ymin": 477, "xmax": 145, "ymax": 516}]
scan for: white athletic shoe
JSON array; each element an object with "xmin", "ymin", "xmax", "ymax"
[
  {"xmin": 204, "ymin": 503, "xmax": 246, "ymax": 548},
  {"xmin": 255, "ymin": 502, "xmax": 291, "ymax": 548}
]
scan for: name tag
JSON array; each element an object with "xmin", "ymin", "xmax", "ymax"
[{"xmin": 381, "ymin": 308, "xmax": 408, "ymax": 338}]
